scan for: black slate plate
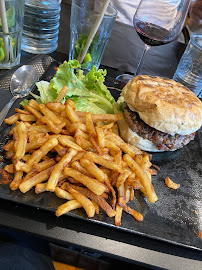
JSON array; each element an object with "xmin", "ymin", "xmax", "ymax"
[{"xmin": 0, "ymin": 60, "xmax": 201, "ymax": 251}]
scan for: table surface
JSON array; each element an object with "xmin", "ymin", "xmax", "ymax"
[{"xmin": 0, "ymin": 38, "xmax": 201, "ymax": 270}]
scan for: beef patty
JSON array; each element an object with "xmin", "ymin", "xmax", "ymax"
[{"xmin": 122, "ymin": 103, "xmax": 195, "ymax": 151}]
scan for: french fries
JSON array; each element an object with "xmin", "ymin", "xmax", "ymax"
[
  {"xmin": 46, "ymin": 149, "xmax": 78, "ymax": 192},
  {"xmin": 63, "ymin": 167, "xmax": 106, "ymax": 196},
  {"xmin": 165, "ymin": 177, "xmax": 180, "ymax": 189},
  {"xmin": 2, "ymin": 97, "xmax": 160, "ymax": 226},
  {"xmin": 56, "ymin": 200, "xmax": 82, "ymax": 217},
  {"xmin": 14, "ymin": 121, "xmax": 28, "ymax": 160},
  {"xmin": 66, "ymin": 184, "xmax": 95, "ymax": 218},
  {"xmin": 55, "ymin": 86, "xmax": 69, "ymax": 103},
  {"xmin": 123, "ymin": 154, "xmax": 158, "ymax": 203}
]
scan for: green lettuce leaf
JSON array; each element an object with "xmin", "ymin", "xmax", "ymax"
[
  {"xmin": 70, "ymin": 97, "xmax": 106, "ymax": 114},
  {"xmin": 36, "ymin": 81, "xmax": 57, "ymax": 104},
  {"xmin": 36, "ymin": 60, "xmax": 115, "ymax": 114},
  {"xmin": 20, "ymin": 99, "xmax": 29, "ymax": 106},
  {"xmin": 0, "ymin": 5, "xmax": 15, "ymax": 30}
]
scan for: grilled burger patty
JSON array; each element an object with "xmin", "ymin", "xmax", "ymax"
[{"xmin": 122, "ymin": 103, "xmax": 195, "ymax": 151}]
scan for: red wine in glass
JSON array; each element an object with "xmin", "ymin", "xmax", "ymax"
[
  {"xmin": 134, "ymin": 19, "xmax": 173, "ymax": 46},
  {"xmin": 115, "ymin": 0, "xmax": 191, "ymax": 84}
]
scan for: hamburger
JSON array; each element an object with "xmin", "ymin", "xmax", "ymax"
[{"xmin": 115, "ymin": 75, "xmax": 202, "ymax": 152}]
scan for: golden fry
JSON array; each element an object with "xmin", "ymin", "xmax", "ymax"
[
  {"xmin": 46, "ymin": 148, "xmax": 78, "ymax": 192},
  {"xmin": 10, "ymin": 171, "xmax": 23, "ymax": 191},
  {"xmin": 59, "ymin": 135, "xmax": 83, "ymax": 151},
  {"xmin": 115, "ymin": 204, "xmax": 123, "ymax": 226},
  {"xmin": 63, "ymin": 168, "xmax": 106, "ymax": 196},
  {"xmin": 65, "ymin": 103, "xmax": 81, "ymax": 123},
  {"xmin": 33, "ymin": 159, "xmax": 56, "ymax": 172},
  {"xmin": 19, "ymin": 166, "xmax": 55, "ymax": 193},
  {"xmin": 4, "ymin": 164, "xmax": 14, "ymax": 174},
  {"xmin": 86, "ymin": 112, "xmax": 96, "ymax": 137},
  {"xmin": 29, "ymin": 124, "xmax": 51, "ymax": 133},
  {"xmin": 75, "ymin": 136, "xmax": 94, "ymax": 151},
  {"xmin": 26, "ymin": 138, "xmax": 58, "ymax": 169},
  {"xmin": 66, "ymin": 99, "xmax": 76, "ymax": 110},
  {"xmin": 70, "ymin": 151, "xmax": 86, "ymax": 163},
  {"xmin": 123, "ymin": 154, "xmax": 158, "ymax": 203},
  {"xmin": 55, "ymin": 86, "xmax": 69, "ymax": 103},
  {"xmin": 56, "ymin": 200, "xmax": 82, "ymax": 217},
  {"xmin": 14, "ymin": 122, "xmax": 27, "ymax": 160},
  {"xmin": 74, "ymin": 129, "xmax": 89, "ymax": 140},
  {"xmin": 40, "ymin": 116, "xmax": 64, "ymax": 134},
  {"xmin": 28, "ymin": 99, "xmax": 40, "ymax": 110},
  {"xmin": 95, "ymin": 126, "xmax": 105, "ymax": 148},
  {"xmin": 140, "ymin": 154, "xmax": 152, "ymax": 170},
  {"xmin": 4, "ymin": 113, "xmax": 19, "ymax": 125},
  {"xmin": 55, "ymin": 187, "xmax": 74, "ymax": 200},
  {"xmin": 84, "ymin": 152, "xmax": 123, "ymax": 173},
  {"xmin": 39, "ymin": 103, "xmax": 63, "ymax": 125},
  {"xmin": 91, "ymin": 200, "xmax": 99, "ymax": 214},
  {"xmin": 19, "ymin": 114, "xmax": 37, "ymax": 122},
  {"xmin": 113, "ymin": 151, "xmax": 122, "ymax": 166},
  {"xmin": 24, "ymin": 104, "xmax": 42, "ymax": 119},
  {"xmin": 101, "ymin": 122, "xmax": 114, "ymax": 130},
  {"xmin": 80, "ymin": 158, "xmax": 106, "ymax": 183},
  {"xmin": 123, "ymin": 204, "xmax": 143, "ymax": 222},
  {"xmin": 89, "ymin": 136, "xmax": 103, "ymax": 155},
  {"xmin": 15, "ymin": 161, "xmax": 31, "ymax": 173},
  {"xmin": 15, "ymin": 108, "xmax": 31, "ymax": 114},
  {"xmin": 25, "ymin": 136, "xmax": 50, "ymax": 152},
  {"xmin": 68, "ymin": 122, "xmax": 87, "ymax": 133},
  {"xmin": 65, "ymin": 184, "xmax": 116, "ymax": 218},
  {"xmin": 35, "ymin": 183, "xmax": 47, "ymax": 194},
  {"xmin": 116, "ymin": 169, "xmax": 131, "ymax": 190},
  {"xmin": 165, "ymin": 177, "xmax": 180, "ymax": 189},
  {"xmin": 3, "ymin": 140, "xmax": 14, "ymax": 152},
  {"xmin": 71, "ymin": 161, "xmax": 92, "ymax": 177},
  {"xmin": 54, "ymin": 144, "xmax": 68, "ymax": 156},
  {"xmin": 92, "ymin": 113, "xmax": 123, "ymax": 122},
  {"xmin": 106, "ymin": 132, "xmax": 142, "ymax": 156},
  {"xmin": 46, "ymin": 102, "xmax": 65, "ymax": 113},
  {"xmin": 66, "ymin": 185, "xmax": 95, "ymax": 218}
]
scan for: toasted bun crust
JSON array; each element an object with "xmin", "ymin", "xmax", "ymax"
[{"xmin": 122, "ymin": 75, "xmax": 202, "ymax": 135}]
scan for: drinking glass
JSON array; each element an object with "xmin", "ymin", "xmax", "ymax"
[
  {"xmin": 173, "ymin": 33, "xmax": 202, "ymax": 97},
  {"xmin": 0, "ymin": 0, "xmax": 25, "ymax": 69},
  {"xmin": 69, "ymin": 0, "xmax": 117, "ymax": 71},
  {"xmin": 116, "ymin": 0, "xmax": 191, "ymax": 83}
]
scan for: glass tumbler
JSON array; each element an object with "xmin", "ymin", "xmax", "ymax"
[
  {"xmin": 0, "ymin": 0, "xmax": 25, "ymax": 69},
  {"xmin": 69, "ymin": 0, "xmax": 117, "ymax": 70},
  {"xmin": 173, "ymin": 33, "xmax": 202, "ymax": 96}
]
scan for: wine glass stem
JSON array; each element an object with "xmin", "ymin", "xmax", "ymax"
[{"xmin": 135, "ymin": 44, "xmax": 150, "ymax": 76}]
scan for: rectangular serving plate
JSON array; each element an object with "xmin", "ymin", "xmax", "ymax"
[{"xmin": 0, "ymin": 59, "xmax": 201, "ymax": 251}]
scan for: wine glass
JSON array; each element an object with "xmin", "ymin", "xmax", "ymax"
[{"xmin": 116, "ymin": 0, "xmax": 191, "ymax": 84}]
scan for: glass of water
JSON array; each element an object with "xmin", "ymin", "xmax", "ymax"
[
  {"xmin": 69, "ymin": 0, "xmax": 117, "ymax": 71},
  {"xmin": 173, "ymin": 34, "xmax": 202, "ymax": 96},
  {"xmin": 0, "ymin": 0, "xmax": 25, "ymax": 69}
]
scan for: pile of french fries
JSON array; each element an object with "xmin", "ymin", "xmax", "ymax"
[{"xmin": 3, "ymin": 92, "xmax": 158, "ymax": 226}]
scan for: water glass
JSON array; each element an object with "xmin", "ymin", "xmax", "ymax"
[
  {"xmin": 173, "ymin": 33, "xmax": 202, "ymax": 96},
  {"xmin": 0, "ymin": 0, "xmax": 25, "ymax": 69},
  {"xmin": 69, "ymin": 0, "xmax": 117, "ymax": 70}
]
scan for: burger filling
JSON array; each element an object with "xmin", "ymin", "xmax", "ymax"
[{"xmin": 122, "ymin": 103, "xmax": 195, "ymax": 151}]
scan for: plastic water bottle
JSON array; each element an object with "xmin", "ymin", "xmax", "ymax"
[{"xmin": 21, "ymin": 0, "xmax": 61, "ymax": 54}]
